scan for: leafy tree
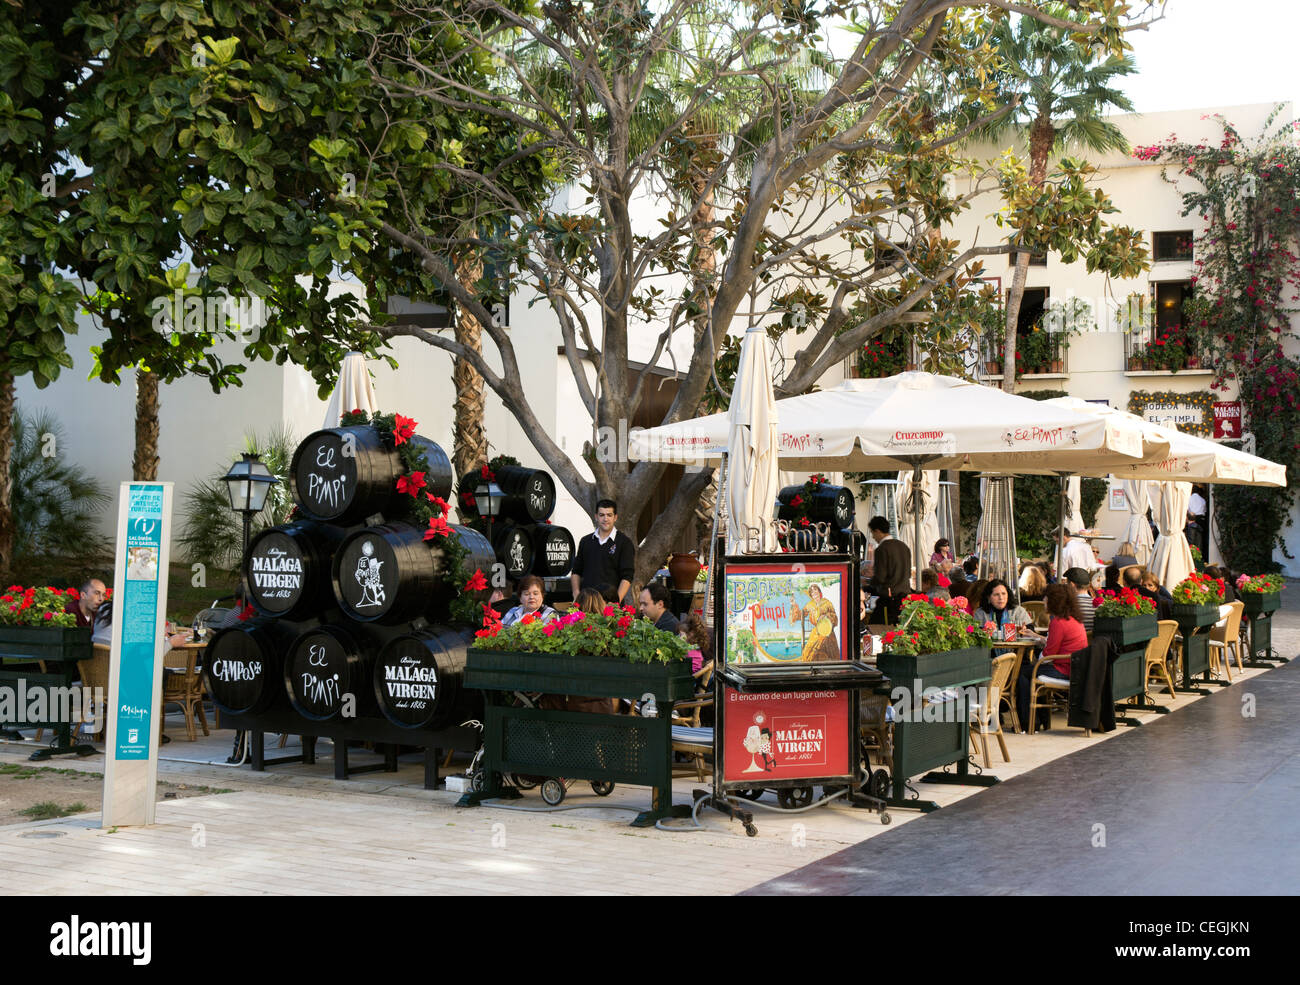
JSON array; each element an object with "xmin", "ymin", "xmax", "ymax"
[
  {"xmin": 311, "ymin": 1, "xmax": 1161, "ymax": 585},
  {"xmin": 978, "ymin": 4, "xmax": 1146, "ymax": 390}
]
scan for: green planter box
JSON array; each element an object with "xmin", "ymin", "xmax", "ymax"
[
  {"xmin": 1170, "ymin": 603, "xmax": 1220, "ymax": 629},
  {"xmin": 1093, "ymin": 614, "xmax": 1158, "ymax": 649},
  {"xmin": 463, "ymin": 649, "xmax": 694, "ymax": 826},
  {"xmin": 0, "ymin": 626, "xmax": 92, "ymax": 663},
  {"xmin": 892, "ymin": 698, "xmax": 971, "ymax": 780},
  {"xmin": 1241, "ymin": 592, "xmax": 1281, "ymax": 616},
  {"xmin": 466, "ymin": 649, "xmax": 693, "ymax": 702},
  {"xmin": 0, "ymin": 626, "xmax": 93, "ymax": 759},
  {"xmin": 877, "ymin": 646, "xmax": 991, "ymax": 692}
]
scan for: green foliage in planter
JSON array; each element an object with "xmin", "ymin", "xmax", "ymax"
[
  {"xmin": 176, "ymin": 426, "xmax": 296, "ymax": 575},
  {"xmin": 472, "ymin": 605, "xmax": 688, "ymax": 664},
  {"xmin": 9, "ymin": 409, "xmax": 110, "ymax": 567}
]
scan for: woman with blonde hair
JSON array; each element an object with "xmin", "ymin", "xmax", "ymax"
[{"xmin": 1017, "ymin": 563, "xmax": 1047, "ymax": 603}]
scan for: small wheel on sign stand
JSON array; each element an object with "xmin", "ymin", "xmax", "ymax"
[
  {"xmin": 737, "ymin": 788, "xmax": 765, "ymax": 802},
  {"xmin": 880, "ymin": 812, "xmax": 891, "ymax": 826},
  {"xmin": 541, "ymin": 778, "xmax": 567, "ymax": 806},
  {"xmin": 744, "ymin": 822, "xmax": 759, "ymax": 837},
  {"xmin": 869, "ymin": 769, "xmax": 891, "ymax": 801},
  {"xmin": 590, "ymin": 780, "xmax": 615, "ymax": 797},
  {"xmin": 469, "ymin": 769, "xmax": 487, "ymax": 793},
  {"xmin": 791, "ymin": 786, "xmax": 814, "ymax": 808}
]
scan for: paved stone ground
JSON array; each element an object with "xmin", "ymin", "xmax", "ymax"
[{"xmin": 2, "ymin": 589, "xmax": 1295, "ymax": 895}]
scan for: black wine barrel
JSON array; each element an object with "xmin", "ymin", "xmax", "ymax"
[
  {"xmin": 459, "ymin": 466, "xmax": 556, "ymax": 524},
  {"xmin": 373, "ymin": 627, "xmax": 480, "ymax": 729},
  {"xmin": 529, "ymin": 523, "xmax": 574, "ymax": 577},
  {"xmin": 777, "ymin": 483, "xmax": 854, "ymax": 529},
  {"xmin": 831, "ymin": 527, "xmax": 869, "ymax": 563},
  {"xmin": 204, "ymin": 620, "xmax": 287, "ymax": 716},
  {"xmin": 332, "ymin": 522, "xmax": 496, "ymax": 624},
  {"xmin": 291, "ymin": 426, "xmax": 453, "ymax": 525},
  {"xmin": 493, "ymin": 523, "xmax": 534, "ymax": 579},
  {"xmin": 284, "ymin": 624, "xmax": 374, "ymax": 721},
  {"xmin": 244, "ymin": 520, "xmax": 344, "ymax": 619}
]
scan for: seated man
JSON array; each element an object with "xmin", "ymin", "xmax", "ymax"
[
  {"xmin": 65, "ymin": 578, "xmax": 106, "ymax": 629},
  {"xmin": 638, "ymin": 582, "xmax": 679, "ymax": 633},
  {"xmin": 1124, "ymin": 566, "xmax": 1171, "ymax": 621},
  {"xmin": 1063, "ymin": 567, "xmax": 1096, "ymax": 637}
]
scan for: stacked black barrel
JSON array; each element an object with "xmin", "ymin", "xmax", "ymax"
[
  {"xmin": 455, "ymin": 466, "xmax": 576, "ymax": 586},
  {"xmin": 204, "ymin": 423, "xmax": 495, "ymax": 738},
  {"xmin": 775, "ymin": 481, "xmax": 865, "ymax": 559}
]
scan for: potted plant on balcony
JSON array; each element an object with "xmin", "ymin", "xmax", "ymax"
[{"xmin": 1019, "ymin": 323, "xmax": 1052, "ymax": 375}]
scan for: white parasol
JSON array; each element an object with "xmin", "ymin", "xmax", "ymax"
[
  {"xmin": 1150, "ymin": 481, "xmax": 1195, "ymax": 589},
  {"xmin": 1121, "ymin": 479, "xmax": 1154, "ymax": 566},
  {"xmin": 725, "ymin": 326, "xmax": 780, "ymax": 554},
  {"xmin": 323, "ymin": 351, "xmax": 378, "ymax": 427}
]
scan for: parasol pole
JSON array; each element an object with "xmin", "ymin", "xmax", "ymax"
[
  {"xmin": 1055, "ymin": 473, "xmax": 1069, "ymax": 577},
  {"xmin": 912, "ymin": 462, "xmax": 924, "ymax": 591}
]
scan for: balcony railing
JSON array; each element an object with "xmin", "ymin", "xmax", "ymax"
[{"xmin": 1123, "ymin": 322, "xmax": 1211, "ymax": 372}]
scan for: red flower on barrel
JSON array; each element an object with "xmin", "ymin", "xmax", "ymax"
[
  {"xmin": 392, "ymin": 414, "xmax": 417, "ymax": 445},
  {"xmin": 464, "ymin": 569, "xmax": 488, "ymax": 592},
  {"xmin": 396, "ymin": 471, "xmax": 427, "ymax": 497},
  {"xmin": 423, "ymin": 515, "xmax": 452, "ymax": 540}
]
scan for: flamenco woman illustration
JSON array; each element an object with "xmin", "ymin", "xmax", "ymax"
[
  {"xmin": 741, "ymin": 714, "xmax": 778, "ymax": 773},
  {"xmin": 790, "ymin": 583, "xmax": 840, "ymax": 662}
]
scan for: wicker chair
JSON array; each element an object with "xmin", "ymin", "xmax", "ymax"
[
  {"xmin": 1208, "ymin": 601, "xmax": 1245, "ymax": 681},
  {"xmin": 1145, "ymin": 620, "xmax": 1179, "ymax": 700},
  {"xmin": 669, "ymin": 660, "xmax": 715, "ymax": 781},
  {"xmin": 970, "ymin": 653, "xmax": 1015, "ymax": 767},
  {"xmin": 75, "ymin": 644, "xmax": 112, "ymax": 743},
  {"xmin": 1022, "ymin": 600, "xmax": 1048, "ymax": 632},
  {"xmin": 1027, "ymin": 652, "xmax": 1072, "ymax": 734},
  {"xmin": 162, "ymin": 645, "xmax": 209, "ymax": 742}
]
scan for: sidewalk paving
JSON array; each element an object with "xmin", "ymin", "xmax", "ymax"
[{"xmin": 4, "ymin": 593, "xmax": 1296, "ymax": 895}]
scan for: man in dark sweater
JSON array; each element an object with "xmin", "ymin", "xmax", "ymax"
[
  {"xmin": 866, "ymin": 516, "xmax": 911, "ymax": 624},
  {"xmin": 639, "ymin": 582, "xmax": 679, "ymax": 633},
  {"xmin": 570, "ymin": 498, "xmax": 636, "ymax": 605}
]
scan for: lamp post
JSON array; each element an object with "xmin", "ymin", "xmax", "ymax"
[
  {"xmin": 221, "ymin": 453, "xmax": 280, "ymax": 568},
  {"xmin": 474, "ymin": 480, "xmax": 504, "ymax": 526}
]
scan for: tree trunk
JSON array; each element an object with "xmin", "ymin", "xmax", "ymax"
[
  {"xmin": 1002, "ymin": 249, "xmax": 1031, "ymax": 392},
  {"xmin": 133, "ymin": 369, "xmax": 160, "ymax": 481},
  {"xmin": 1001, "ymin": 114, "xmax": 1055, "ymax": 394},
  {"xmin": 0, "ymin": 368, "xmax": 14, "ymax": 580},
  {"xmin": 452, "ymin": 255, "xmax": 488, "ymax": 495}
]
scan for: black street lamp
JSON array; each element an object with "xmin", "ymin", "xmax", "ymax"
[
  {"xmin": 474, "ymin": 480, "xmax": 504, "ymax": 524},
  {"xmin": 221, "ymin": 453, "xmax": 279, "ymax": 566}
]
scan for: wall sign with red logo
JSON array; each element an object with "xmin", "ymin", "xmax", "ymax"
[
  {"xmin": 721, "ymin": 687, "xmax": 851, "ymax": 782},
  {"xmin": 1214, "ymin": 401, "xmax": 1242, "ymax": 439}
]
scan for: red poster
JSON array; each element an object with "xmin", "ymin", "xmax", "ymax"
[
  {"xmin": 1214, "ymin": 401, "xmax": 1242, "ymax": 439},
  {"xmin": 722, "ymin": 687, "xmax": 851, "ymax": 782}
]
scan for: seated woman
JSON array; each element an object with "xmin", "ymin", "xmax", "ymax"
[
  {"xmin": 972, "ymin": 579, "xmax": 1032, "ymax": 646},
  {"xmin": 1110, "ymin": 541, "xmax": 1139, "ymax": 571},
  {"xmin": 678, "ymin": 612, "xmax": 712, "ymax": 675},
  {"xmin": 930, "ymin": 538, "xmax": 953, "ymax": 570},
  {"xmin": 1017, "ymin": 563, "xmax": 1047, "ymax": 603},
  {"xmin": 501, "ymin": 574, "xmax": 558, "ymax": 627},
  {"xmin": 1040, "ymin": 583, "xmax": 1088, "ymax": 682},
  {"xmin": 920, "ymin": 568, "xmax": 950, "ymax": 601}
]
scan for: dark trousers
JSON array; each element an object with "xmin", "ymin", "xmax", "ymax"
[
  {"xmin": 1014, "ymin": 652, "xmax": 1058, "ymax": 732},
  {"xmin": 869, "ymin": 593, "xmax": 903, "ymax": 626}
]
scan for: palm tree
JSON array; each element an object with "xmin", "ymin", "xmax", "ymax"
[{"xmin": 983, "ymin": 9, "xmax": 1136, "ymax": 391}]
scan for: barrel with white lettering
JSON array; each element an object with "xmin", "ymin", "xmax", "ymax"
[
  {"xmin": 332, "ymin": 522, "xmax": 496, "ymax": 624},
  {"xmin": 291, "ymin": 426, "xmax": 453, "ymax": 525},
  {"xmin": 493, "ymin": 523, "xmax": 535, "ymax": 580},
  {"xmin": 458, "ymin": 466, "xmax": 556, "ymax": 524},
  {"xmin": 373, "ymin": 627, "xmax": 478, "ymax": 729},
  {"xmin": 529, "ymin": 523, "xmax": 574, "ymax": 577},
  {"xmin": 204, "ymin": 621, "xmax": 287, "ymax": 716},
  {"xmin": 284, "ymin": 624, "xmax": 374, "ymax": 721},
  {"xmin": 244, "ymin": 521, "xmax": 344, "ymax": 619},
  {"xmin": 777, "ymin": 483, "xmax": 854, "ymax": 529}
]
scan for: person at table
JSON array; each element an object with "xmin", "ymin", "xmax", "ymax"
[
  {"xmin": 1124, "ymin": 566, "xmax": 1171, "ymax": 620},
  {"xmin": 92, "ymin": 600, "xmax": 189, "ymax": 652},
  {"xmin": 65, "ymin": 578, "xmax": 106, "ymax": 629},
  {"xmin": 1202, "ymin": 565, "xmax": 1235, "ymax": 603},
  {"xmin": 866, "ymin": 515, "xmax": 911, "ymax": 624},
  {"xmin": 790, "ymin": 582, "xmax": 840, "ymax": 662},
  {"xmin": 1063, "ymin": 567, "xmax": 1097, "ymax": 637},
  {"xmin": 1111, "ymin": 541, "xmax": 1139, "ymax": 571},
  {"xmin": 1186, "ymin": 484, "xmax": 1209, "ymax": 555},
  {"xmin": 1039, "ymin": 584, "xmax": 1088, "ymax": 682},
  {"xmin": 930, "ymin": 538, "xmax": 953, "ymax": 570},
  {"xmin": 920, "ymin": 569, "xmax": 950, "ymax": 601},
  {"xmin": 1141, "ymin": 569, "xmax": 1174, "ymax": 608},
  {"xmin": 965, "ymin": 578, "xmax": 989, "ymax": 615},
  {"xmin": 972, "ymin": 580, "xmax": 1033, "ymax": 654},
  {"xmin": 946, "ymin": 566, "xmax": 969, "ymax": 603},
  {"xmin": 1059, "ymin": 528, "xmax": 1096, "ymax": 574},
  {"xmin": 638, "ymin": 582, "xmax": 679, "ymax": 634},
  {"xmin": 1017, "ymin": 563, "xmax": 1047, "ymax": 603},
  {"xmin": 570, "ymin": 498, "xmax": 635, "ymax": 605},
  {"xmin": 502, "ymin": 575, "xmax": 558, "ymax": 627}
]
